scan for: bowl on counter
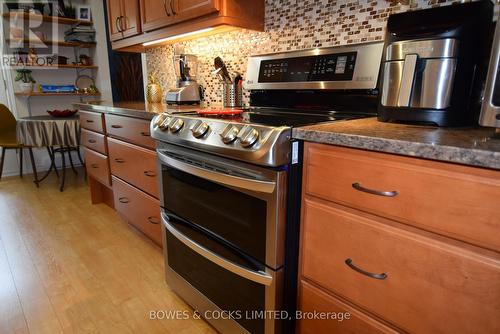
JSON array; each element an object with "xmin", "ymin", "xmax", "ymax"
[{"xmin": 47, "ymin": 109, "xmax": 78, "ymax": 118}]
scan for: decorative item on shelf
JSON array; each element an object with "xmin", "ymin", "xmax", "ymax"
[
  {"xmin": 75, "ymin": 74, "xmax": 95, "ymax": 93},
  {"xmin": 15, "ymin": 69, "xmax": 36, "ymax": 93},
  {"xmin": 146, "ymin": 74, "xmax": 163, "ymax": 103},
  {"xmin": 40, "ymin": 84, "xmax": 76, "ymax": 93},
  {"xmin": 47, "ymin": 109, "xmax": 78, "ymax": 118},
  {"xmin": 78, "ymin": 54, "xmax": 93, "ymax": 66},
  {"xmin": 27, "ymin": 48, "xmax": 38, "ymax": 66},
  {"xmin": 54, "ymin": 0, "xmax": 66, "ymax": 17},
  {"xmin": 76, "ymin": 5, "xmax": 91, "ymax": 21},
  {"xmin": 64, "ymin": 1, "xmax": 76, "ymax": 19}
]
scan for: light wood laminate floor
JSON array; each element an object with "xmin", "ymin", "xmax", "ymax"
[{"xmin": 0, "ymin": 171, "xmax": 216, "ymax": 334}]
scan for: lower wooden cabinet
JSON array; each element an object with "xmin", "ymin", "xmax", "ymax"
[
  {"xmin": 298, "ymin": 280, "xmax": 397, "ymax": 334},
  {"xmin": 299, "ymin": 142, "xmax": 500, "ymax": 334},
  {"xmin": 112, "ymin": 176, "xmax": 162, "ymax": 246},
  {"xmin": 84, "ymin": 148, "xmax": 111, "ymax": 186}
]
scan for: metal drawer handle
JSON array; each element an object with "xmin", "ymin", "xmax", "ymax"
[
  {"xmin": 147, "ymin": 216, "xmax": 160, "ymax": 224},
  {"xmin": 90, "ymin": 163, "xmax": 99, "ymax": 169},
  {"xmin": 140, "ymin": 131, "xmax": 150, "ymax": 137},
  {"xmin": 163, "ymin": 0, "xmax": 171, "ymax": 15},
  {"xmin": 114, "ymin": 158, "xmax": 125, "ymax": 163},
  {"xmin": 111, "ymin": 125, "xmax": 123, "ymax": 129},
  {"xmin": 144, "ymin": 170, "xmax": 156, "ymax": 177},
  {"xmin": 345, "ymin": 258, "xmax": 387, "ymax": 280},
  {"xmin": 352, "ymin": 182, "xmax": 398, "ymax": 197},
  {"xmin": 169, "ymin": 0, "xmax": 176, "ymax": 14},
  {"xmin": 88, "ymin": 139, "xmax": 96, "ymax": 143},
  {"xmin": 118, "ymin": 197, "xmax": 130, "ymax": 204},
  {"xmin": 86, "ymin": 119, "xmax": 94, "ymax": 123}
]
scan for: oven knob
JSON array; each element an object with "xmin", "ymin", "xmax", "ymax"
[
  {"xmin": 191, "ymin": 120, "xmax": 210, "ymax": 138},
  {"xmin": 169, "ymin": 118, "xmax": 184, "ymax": 133},
  {"xmin": 238, "ymin": 126, "xmax": 259, "ymax": 148},
  {"xmin": 220, "ymin": 125, "xmax": 239, "ymax": 144},
  {"xmin": 158, "ymin": 117, "xmax": 171, "ymax": 131},
  {"xmin": 154, "ymin": 114, "xmax": 168, "ymax": 127}
]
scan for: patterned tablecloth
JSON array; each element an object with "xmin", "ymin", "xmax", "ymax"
[{"xmin": 17, "ymin": 115, "xmax": 80, "ymax": 147}]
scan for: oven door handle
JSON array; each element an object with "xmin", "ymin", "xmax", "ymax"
[
  {"xmin": 162, "ymin": 215, "xmax": 273, "ymax": 286},
  {"xmin": 158, "ymin": 151, "xmax": 276, "ymax": 194}
]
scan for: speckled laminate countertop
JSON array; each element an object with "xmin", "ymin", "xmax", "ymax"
[
  {"xmin": 74, "ymin": 101, "xmax": 198, "ymax": 120},
  {"xmin": 293, "ymin": 117, "xmax": 500, "ymax": 170}
]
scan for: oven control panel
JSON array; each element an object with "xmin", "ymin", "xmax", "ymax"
[
  {"xmin": 245, "ymin": 42, "xmax": 384, "ymax": 90},
  {"xmin": 258, "ymin": 52, "xmax": 356, "ymax": 83},
  {"xmin": 151, "ymin": 114, "xmax": 292, "ymax": 167}
]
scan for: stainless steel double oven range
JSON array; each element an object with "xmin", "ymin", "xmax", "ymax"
[{"xmin": 151, "ymin": 42, "xmax": 384, "ymax": 334}]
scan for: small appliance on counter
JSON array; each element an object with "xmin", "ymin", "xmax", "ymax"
[
  {"xmin": 480, "ymin": 13, "xmax": 500, "ymax": 134},
  {"xmin": 165, "ymin": 53, "xmax": 201, "ymax": 105},
  {"xmin": 378, "ymin": 0, "xmax": 493, "ymax": 126}
]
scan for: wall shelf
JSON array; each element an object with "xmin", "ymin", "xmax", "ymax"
[
  {"xmin": 15, "ymin": 92, "xmax": 101, "ymax": 97},
  {"xmin": 2, "ymin": 12, "xmax": 93, "ymax": 26},
  {"xmin": 6, "ymin": 38, "xmax": 96, "ymax": 48}
]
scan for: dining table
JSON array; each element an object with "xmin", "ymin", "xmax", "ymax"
[{"xmin": 17, "ymin": 114, "xmax": 83, "ymax": 191}]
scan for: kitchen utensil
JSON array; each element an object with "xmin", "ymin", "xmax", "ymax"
[
  {"xmin": 196, "ymin": 108, "xmax": 243, "ymax": 116},
  {"xmin": 214, "ymin": 57, "xmax": 232, "ymax": 83},
  {"xmin": 223, "ymin": 83, "xmax": 242, "ymax": 108}
]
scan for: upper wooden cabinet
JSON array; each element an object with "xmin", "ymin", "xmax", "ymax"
[
  {"xmin": 140, "ymin": 0, "xmax": 220, "ymax": 32},
  {"xmin": 110, "ymin": 0, "xmax": 264, "ymax": 51},
  {"xmin": 108, "ymin": 0, "xmax": 142, "ymax": 42}
]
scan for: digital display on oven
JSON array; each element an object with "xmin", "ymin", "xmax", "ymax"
[{"xmin": 258, "ymin": 52, "xmax": 357, "ymax": 83}]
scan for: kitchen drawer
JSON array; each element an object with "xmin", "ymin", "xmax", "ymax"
[
  {"xmin": 108, "ymin": 137, "xmax": 159, "ymax": 198},
  {"xmin": 298, "ymin": 280, "xmax": 397, "ymax": 334},
  {"xmin": 304, "ymin": 143, "xmax": 500, "ymax": 252},
  {"xmin": 301, "ymin": 198, "xmax": 500, "ymax": 334},
  {"xmin": 84, "ymin": 148, "xmax": 111, "ymax": 186},
  {"xmin": 112, "ymin": 176, "xmax": 162, "ymax": 246},
  {"xmin": 79, "ymin": 110, "xmax": 105, "ymax": 134},
  {"xmin": 81, "ymin": 129, "xmax": 107, "ymax": 155},
  {"xmin": 105, "ymin": 114, "xmax": 155, "ymax": 149}
]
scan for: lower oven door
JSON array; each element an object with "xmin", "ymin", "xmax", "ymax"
[{"xmin": 162, "ymin": 212, "xmax": 281, "ymax": 334}]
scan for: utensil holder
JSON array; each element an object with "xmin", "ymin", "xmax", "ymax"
[{"xmin": 223, "ymin": 83, "xmax": 242, "ymax": 108}]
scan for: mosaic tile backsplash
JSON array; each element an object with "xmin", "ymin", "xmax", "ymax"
[{"xmin": 146, "ymin": 0, "xmax": 484, "ymax": 107}]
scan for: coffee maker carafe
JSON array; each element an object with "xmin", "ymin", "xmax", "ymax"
[
  {"xmin": 165, "ymin": 53, "xmax": 201, "ymax": 104},
  {"xmin": 377, "ymin": 0, "xmax": 493, "ymax": 126}
]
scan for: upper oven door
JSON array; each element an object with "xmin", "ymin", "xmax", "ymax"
[{"xmin": 157, "ymin": 144, "xmax": 287, "ymax": 269}]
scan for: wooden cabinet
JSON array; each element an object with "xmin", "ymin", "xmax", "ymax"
[
  {"xmin": 298, "ymin": 142, "xmax": 500, "ymax": 334},
  {"xmin": 112, "ymin": 176, "xmax": 162, "ymax": 246},
  {"xmin": 108, "ymin": 137, "xmax": 159, "ymax": 198},
  {"xmin": 106, "ymin": 114, "xmax": 155, "ymax": 149},
  {"xmin": 140, "ymin": 0, "xmax": 219, "ymax": 32},
  {"xmin": 110, "ymin": 0, "xmax": 264, "ymax": 51},
  {"xmin": 298, "ymin": 280, "xmax": 397, "ymax": 334},
  {"xmin": 81, "ymin": 129, "xmax": 107, "ymax": 155},
  {"xmin": 84, "ymin": 148, "xmax": 111, "ymax": 186},
  {"xmin": 79, "ymin": 110, "xmax": 105, "ymax": 133},
  {"xmin": 107, "ymin": 0, "xmax": 142, "ymax": 41}
]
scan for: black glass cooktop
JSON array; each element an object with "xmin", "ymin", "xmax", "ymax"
[{"xmin": 195, "ymin": 108, "xmax": 374, "ymax": 128}]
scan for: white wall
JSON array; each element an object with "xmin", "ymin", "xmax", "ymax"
[{"xmin": 1, "ymin": 0, "xmax": 112, "ymax": 178}]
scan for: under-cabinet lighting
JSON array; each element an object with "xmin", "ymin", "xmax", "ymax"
[{"xmin": 142, "ymin": 28, "xmax": 215, "ymax": 46}]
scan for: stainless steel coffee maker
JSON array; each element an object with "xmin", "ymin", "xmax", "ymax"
[
  {"xmin": 378, "ymin": 0, "xmax": 493, "ymax": 126},
  {"xmin": 165, "ymin": 53, "xmax": 201, "ymax": 104}
]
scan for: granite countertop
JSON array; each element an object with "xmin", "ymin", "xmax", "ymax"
[
  {"xmin": 293, "ymin": 117, "xmax": 500, "ymax": 170},
  {"xmin": 74, "ymin": 101, "xmax": 198, "ymax": 120}
]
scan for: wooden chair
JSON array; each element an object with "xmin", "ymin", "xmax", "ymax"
[{"xmin": 0, "ymin": 104, "xmax": 37, "ymax": 181}]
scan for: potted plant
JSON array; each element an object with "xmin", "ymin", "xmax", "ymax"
[{"xmin": 15, "ymin": 69, "xmax": 36, "ymax": 93}]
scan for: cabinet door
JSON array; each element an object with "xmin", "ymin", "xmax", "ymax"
[
  {"xmin": 107, "ymin": 0, "xmax": 124, "ymax": 41},
  {"xmin": 120, "ymin": 0, "xmax": 142, "ymax": 38},
  {"xmin": 140, "ymin": 0, "xmax": 176, "ymax": 32},
  {"xmin": 173, "ymin": 0, "xmax": 220, "ymax": 23}
]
